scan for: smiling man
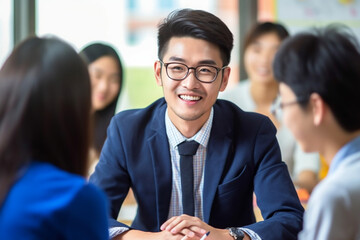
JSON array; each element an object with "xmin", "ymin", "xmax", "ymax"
[{"xmin": 90, "ymin": 9, "xmax": 303, "ymax": 240}]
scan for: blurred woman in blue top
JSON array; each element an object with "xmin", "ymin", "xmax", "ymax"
[{"xmin": 0, "ymin": 37, "xmax": 109, "ymax": 239}]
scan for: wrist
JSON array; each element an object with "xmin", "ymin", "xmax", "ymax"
[
  {"xmin": 227, "ymin": 227, "xmax": 245, "ymax": 240},
  {"xmin": 207, "ymin": 229, "xmax": 234, "ymax": 240}
]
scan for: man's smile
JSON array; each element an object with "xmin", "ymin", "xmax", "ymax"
[{"xmin": 178, "ymin": 94, "xmax": 202, "ymax": 101}]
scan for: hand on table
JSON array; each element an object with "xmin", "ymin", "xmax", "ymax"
[
  {"xmin": 116, "ymin": 228, "xmax": 189, "ymax": 240},
  {"xmin": 160, "ymin": 214, "xmax": 232, "ymax": 240}
]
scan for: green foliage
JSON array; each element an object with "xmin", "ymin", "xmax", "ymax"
[{"xmin": 124, "ymin": 67, "xmax": 163, "ymax": 109}]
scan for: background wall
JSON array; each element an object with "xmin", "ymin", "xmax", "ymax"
[{"xmin": 0, "ymin": 0, "xmax": 359, "ymax": 110}]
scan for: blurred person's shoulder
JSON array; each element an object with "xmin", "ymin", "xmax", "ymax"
[
  {"xmin": 0, "ymin": 161, "xmax": 107, "ymax": 237},
  {"xmin": 218, "ymin": 80, "xmax": 253, "ymax": 110},
  {"xmin": 14, "ymin": 161, "xmax": 101, "ymax": 204}
]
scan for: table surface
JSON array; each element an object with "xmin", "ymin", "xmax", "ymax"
[{"xmin": 117, "ymin": 189, "xmax": 309, "ymax": 225}]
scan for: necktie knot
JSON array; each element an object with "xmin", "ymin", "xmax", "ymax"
[{"xmin": 178, "ymin": 140, "xmax": 200, "ymax": 156}]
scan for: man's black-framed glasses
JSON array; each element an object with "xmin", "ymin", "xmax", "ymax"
[{"xmin": 159, "ymin": 60, "xmax": 227, "ymax": 83}]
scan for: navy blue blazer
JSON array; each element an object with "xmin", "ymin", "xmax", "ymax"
[{"xmin": 90, "ymin": 98, "xmax": 303, "ymax": 240}]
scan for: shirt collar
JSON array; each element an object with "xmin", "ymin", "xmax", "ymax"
[
  {"xmin": 329, "ymin": 135, "xmax": 360, "ymax": 175},
  {"xmin": 165, "ymin": 108, "xmax": 214, "ymax": 149}
]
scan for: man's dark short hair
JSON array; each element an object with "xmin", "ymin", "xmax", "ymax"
[
  {"xmin": 157, "ymin": 9, "xmax": 233, "ymax": 67},
  {"xmin": 273, "ymin": 25, "xmax": 360, "ymax": 132}
]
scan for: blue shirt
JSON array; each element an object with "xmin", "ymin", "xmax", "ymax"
[
  {"xmin": 0, "ymin": 161, "xmax": 109, "ymax": 240},
  {"xmin": 329, "ymin": 135, "xmax": 360, "ymax": 175}
]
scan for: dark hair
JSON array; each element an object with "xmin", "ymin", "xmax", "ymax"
[
  {"xmin": 157, "ymin": 8, "xmax": 233, "ymax": 66},
  {"xmin": 79, "ymin": 43, "xmax": 123, "ymax": 155},
  {"xmin": 273, "ymin": 25, "xmax": 360, "ymax": 132},
  {"xmin": 243, "ymin": 22, "xmax": 289, "ymax": 52},
  {"xmin": 0, "ymin": 37, "xmax": 91, "ymax": 203}
]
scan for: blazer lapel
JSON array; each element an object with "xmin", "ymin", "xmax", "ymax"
[
  {"xmin": 147, "ymin": 102, "xmax": 172, "ymax": 228},
  {"xmin": 203, "ymin": 103, "xmax": 233, "ymax": 222}
]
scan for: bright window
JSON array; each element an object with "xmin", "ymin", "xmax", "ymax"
[{"xmin": 0, "ymin": 0, "xmax": 12, "ymax": 66}]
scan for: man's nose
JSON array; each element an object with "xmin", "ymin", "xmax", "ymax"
[{"xmin": 181, "ymin": 68, "xmax": 199, "ymax": 89}]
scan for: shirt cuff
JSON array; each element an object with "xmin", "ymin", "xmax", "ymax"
[
  {"xmin": 240, "ymin": 227, "xmax": 262, "ymax": 240},
  {"xmin": 109, "ymin": 227, "xmax": 129, "ymax": 239}
]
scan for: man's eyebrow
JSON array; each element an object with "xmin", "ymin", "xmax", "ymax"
[
  {"xmin": 198, "ymin": 60, "xmax": 217, "ymax": 65},
  {"xmin": 168, "ymin": 57, "xmax": 218, "ymax": 66},
  {"xmin": 168, "ymin": 56, "xmax": 185, "ymax": 62}
]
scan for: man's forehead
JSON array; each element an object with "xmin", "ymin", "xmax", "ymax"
[{"xmin": 163, "ymin": 37, "xmax": 222, "ymax": 65}]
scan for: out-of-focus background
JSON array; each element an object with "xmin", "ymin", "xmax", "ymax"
[
  {"xmin": 1, "ymin": 0, "xmax": 359, "ymax": 110},
  {"xmin": 1, "ymin": 0, "xmax": 359, "ymax": 225}
]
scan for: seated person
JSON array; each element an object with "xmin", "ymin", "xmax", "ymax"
[
  {"xmin": 79, "ymin": 43, "xmax": 124, "ymax": 173},
  {"xmin": 0, "ymin": 37, "xmax": 109, "ymax": 239},
  {"xmin": 220, "ymin": 22, "xmax": 319, "ymax": 194},
  {"xmin": 90, "ymin": 9, "xmax": 304, "ymax": 240},
  {"xmin": 273, "ymin": 25, "xmax": 360, "ymax": 240}
]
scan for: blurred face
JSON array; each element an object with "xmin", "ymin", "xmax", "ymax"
[
  {"xmin": 154, "ymin": 37, "xmax": 230, "ymax": 128},
  {"xmin": 88, "ymin": 56, "xmax": 121, "ymax": 111},
  {"xmin": 244, "ymin": 32, "xmax": 282, "ymax": 83},
  {"xmin": 279, "ymin": 83, "xmax": 318, "ymax": 152}
]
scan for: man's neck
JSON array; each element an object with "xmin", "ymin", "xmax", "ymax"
[
  {"xmin": 172, "ymin": 118, "xmax": 207, "ymax": 139},
  {"xmin": 167, "ymin": 110, "xmax": 211, "ymax": 139}
]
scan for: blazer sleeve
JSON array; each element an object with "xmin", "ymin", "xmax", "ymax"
[
  {"xmin": 245, "ymin": 117, "xmax": 304, "ymax": 240},
  {"xmin": 89, "ymin": 115, "xmax": 131, "ymax": 229}
]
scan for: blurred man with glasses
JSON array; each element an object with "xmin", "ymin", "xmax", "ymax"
[
  {"xmin": 273, "ymin": 25, "xmax": 360, "ymax": 240},
  {"xmin": 90, "ymin": 9, "xmax": 303, "ymax": 240}
]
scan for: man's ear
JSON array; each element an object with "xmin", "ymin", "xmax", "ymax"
[
  {"xmin": 154, "ymin": 61, "xmax": 163, "ymax": 86},
  {"xmin": 310, "ymin": 93, "xmax": 326, "ymax": 126},
  {"xmin": 219, "ymin": 66, "xmax": 231, "ymax": 92}
]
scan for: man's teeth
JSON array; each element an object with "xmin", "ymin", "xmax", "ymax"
[{"xmin": 180, "ymin": 95, "xmax": 201, "ymax": 101}]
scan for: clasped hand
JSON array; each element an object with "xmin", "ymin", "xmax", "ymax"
[{"xmin": 160, "ymin": 214, "xmax": 230, "ymax": 240}]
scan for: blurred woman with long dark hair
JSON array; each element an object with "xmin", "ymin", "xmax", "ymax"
[
  {"xmin": 80, "ymin": 43, "xmax": 123, "ymax": 168},
  {"xmin": 0, "ymin": 37, "xmax": 108, "ymax": 239}
]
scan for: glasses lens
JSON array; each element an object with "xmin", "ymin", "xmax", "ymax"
[
  {"xmin": 166, "ymin": 63, "xmax": 188, "ymax": 80},
  {"xmin": 165, "ymin": 63, "xmax": 218, "ymax": 82},
  {"xmin": 196, "ymin": 66, "xmax": 217, "ymax": 82}
]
